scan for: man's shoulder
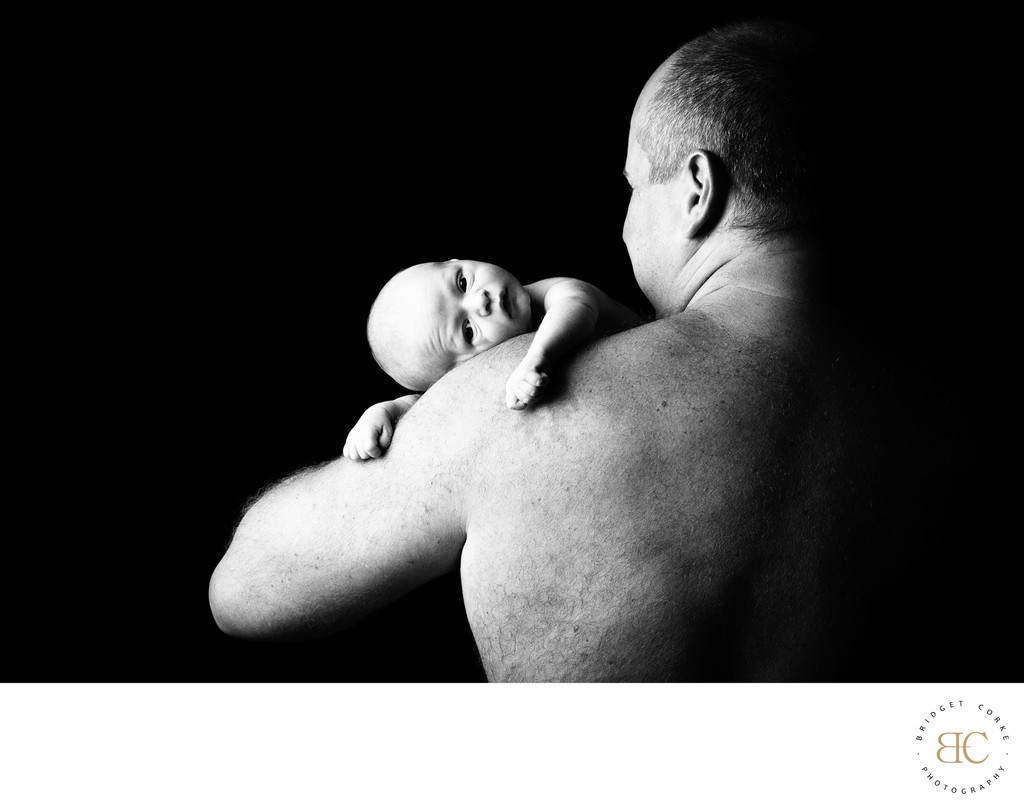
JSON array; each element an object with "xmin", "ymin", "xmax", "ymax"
[
  {"xmin": 395, "ymin": 308, "xmax": 803, "ymax": 468},
  {"xmin": 413, "ymin": 313, "xmax": 719, "ymax": 412}
]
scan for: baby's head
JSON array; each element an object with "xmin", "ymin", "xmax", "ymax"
[{"xmin": 368, "ymin": 259, "xmax": 533, "ymax": 391}]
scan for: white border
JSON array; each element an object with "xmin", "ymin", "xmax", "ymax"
[{"xmin": 2, "ymin": 683, "xmax": 1020, "ymax": 807}]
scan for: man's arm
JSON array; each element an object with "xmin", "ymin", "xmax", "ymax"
[{"xmin": 209, "ymin": 388, "xmax": 469, "ymax": 640}]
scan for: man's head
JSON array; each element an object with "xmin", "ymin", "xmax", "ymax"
[
  {"xmin": 367, "ymin": 259, "xmax": 533, "ymax": 391},
  {"xmin": 623, "ymin": 19, "xmax": 826, "ymax": 308}
]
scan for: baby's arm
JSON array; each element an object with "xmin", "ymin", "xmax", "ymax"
[
  {"xmin": 343, "ymin": 394, "xmax": 421, "ymax": 460},
  {"xmin": 505, "ymin": 278, "xmax": 639, "ymax": 409}
]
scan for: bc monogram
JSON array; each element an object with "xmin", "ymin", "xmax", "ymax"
[
  {"xmin": 935, "ymin": 731, "xmax": 988, "ymax": 764},
  {"xmin": 915, "ymin": 701, "xmax": 1011, "ymax": 796}
]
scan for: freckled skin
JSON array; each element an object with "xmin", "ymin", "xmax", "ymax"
[
  {"xmin": 210, "ymin": 283, "xmax": 923, "ymax": 680},
  {"xmin": 449, "ymin": 298, "xmax": 892, "ymax": 681}
]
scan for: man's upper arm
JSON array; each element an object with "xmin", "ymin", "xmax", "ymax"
[{"xmin": 209, "ymin": 386, "xmax": 474, "ymax": 640}]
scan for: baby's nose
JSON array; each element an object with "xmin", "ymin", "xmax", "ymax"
[{"xmin": 475, "ymin": 290, "xmax": 492, "ymax": 316}]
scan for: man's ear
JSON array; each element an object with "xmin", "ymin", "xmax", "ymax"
[{"xmin": 679, "ymin": 150, "xmax": 728, "ymax": 238}]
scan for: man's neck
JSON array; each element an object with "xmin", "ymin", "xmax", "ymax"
[{"xmin": 658, "ymin": 230, "xmax": 815, "ymax": 317}]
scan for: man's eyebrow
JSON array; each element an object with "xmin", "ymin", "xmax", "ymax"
[{"xmin": 622, "ymin": 168, "xmax": 631, "ymax": 181}]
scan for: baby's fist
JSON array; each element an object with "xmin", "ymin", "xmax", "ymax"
[
  {"xmin": 505, "ymin": 363, "xmax": 549, "ymax": 410},
  {"xmin": 343, "ymin": 405, "xmax": 395, "ymax": 461}
]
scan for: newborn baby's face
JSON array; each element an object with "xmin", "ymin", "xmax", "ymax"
[{"xmin": 401, "ymin": 259, "xmax": 533, "ymax": 371}]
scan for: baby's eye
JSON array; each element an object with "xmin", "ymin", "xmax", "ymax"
[
  {"xmin": 456, "ymin": 271, "xmax": 468, "ymax": 293},
  {"xmin": 462, "ymin": 319, "xmax": 474, "ymax": 344}
]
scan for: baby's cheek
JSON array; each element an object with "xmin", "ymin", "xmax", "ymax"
[{"xmin": 504, "ymin": 325, "xmax": 528, "ymax": 344}]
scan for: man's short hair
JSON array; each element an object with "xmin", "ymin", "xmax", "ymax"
[{"xmin": 640, "ymin": 19, "xmax": 827, "ymax": 235}]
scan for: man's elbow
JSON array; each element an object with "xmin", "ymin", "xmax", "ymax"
[
  {"xmin": 208, "ymin": 540, "xmax": 287, "ymax": 641},
  {"xmin": 209, "ymin": 494, "xmax": 294, "ymax": 639},
  {"xmin": 209, "ymin": 564, "xmax": 350, "ymax": 642},
  {"xmin": 208, "ymin": 536, "xmax": 340, "ymax": 641},
  {"xmin": 208, "ymin": 561, "xmax": 262, "ymax": 639}
]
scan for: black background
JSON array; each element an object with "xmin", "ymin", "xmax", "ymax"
[{"xmin": 16, "ymin": 8, "xmax": 1004, "ymax": 683}]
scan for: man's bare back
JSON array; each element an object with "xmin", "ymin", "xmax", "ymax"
[
  {"xmin": 210, "ymin": 270, "xmax": 919, "ymax": 680},
  {"xmin": 448, "ymin": 287, "xmax": 901, "ymax": 680},
  {"xmin": 210, "ymin": 21, "xmax": 942, "ymax": 681}
]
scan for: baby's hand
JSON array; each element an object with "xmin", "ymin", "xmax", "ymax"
[
  {"xmin": 505, "ymin": 360, "xmax": 549, "ymax": 410},
  {"xmin": 343, "ymin": 404, "xmax": 396, "ymax": 461}
]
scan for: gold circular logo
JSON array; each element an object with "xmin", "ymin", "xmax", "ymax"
[{"xmin": 914, "ymin": 699, "xmax": 1012, "ymax": 796}]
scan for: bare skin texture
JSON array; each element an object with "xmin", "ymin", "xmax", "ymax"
[{"xmin": 210, "ymin": 56, "xmax": 916, "ymax": 681}]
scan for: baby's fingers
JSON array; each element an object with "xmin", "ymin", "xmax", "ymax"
[
  {"xmin": 505, "ymin": 389, "xmax": 528, "ymax": 410},
  {"xmin": 344, "ymin": 425, "xmax": 383, "ymax": 461},
  {"xmin": 377, "ymin": 421, "xmax": 394, "ymax": 451},
  {"xmin": 507, "ymin": 375, "xmax": 548, "ymax": 409},
  {"xmin": 520, "ymin": 369, "xmax": 548, "ymax": 389},
  {"xmin": 358, "ymin": 434, "xmax": 383, "ymax": 459},
  {"xmin": 517, "ymin": 373, "xmax": 548, "ymax": 399},
  {"xmin": 343, "ymin": 439, "xmax": 364, "ymax": 462}
]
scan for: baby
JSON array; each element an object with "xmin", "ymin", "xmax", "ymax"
[{"xmin": 343, "ymin": 258, "xmax": 639, "ymax": 460}]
